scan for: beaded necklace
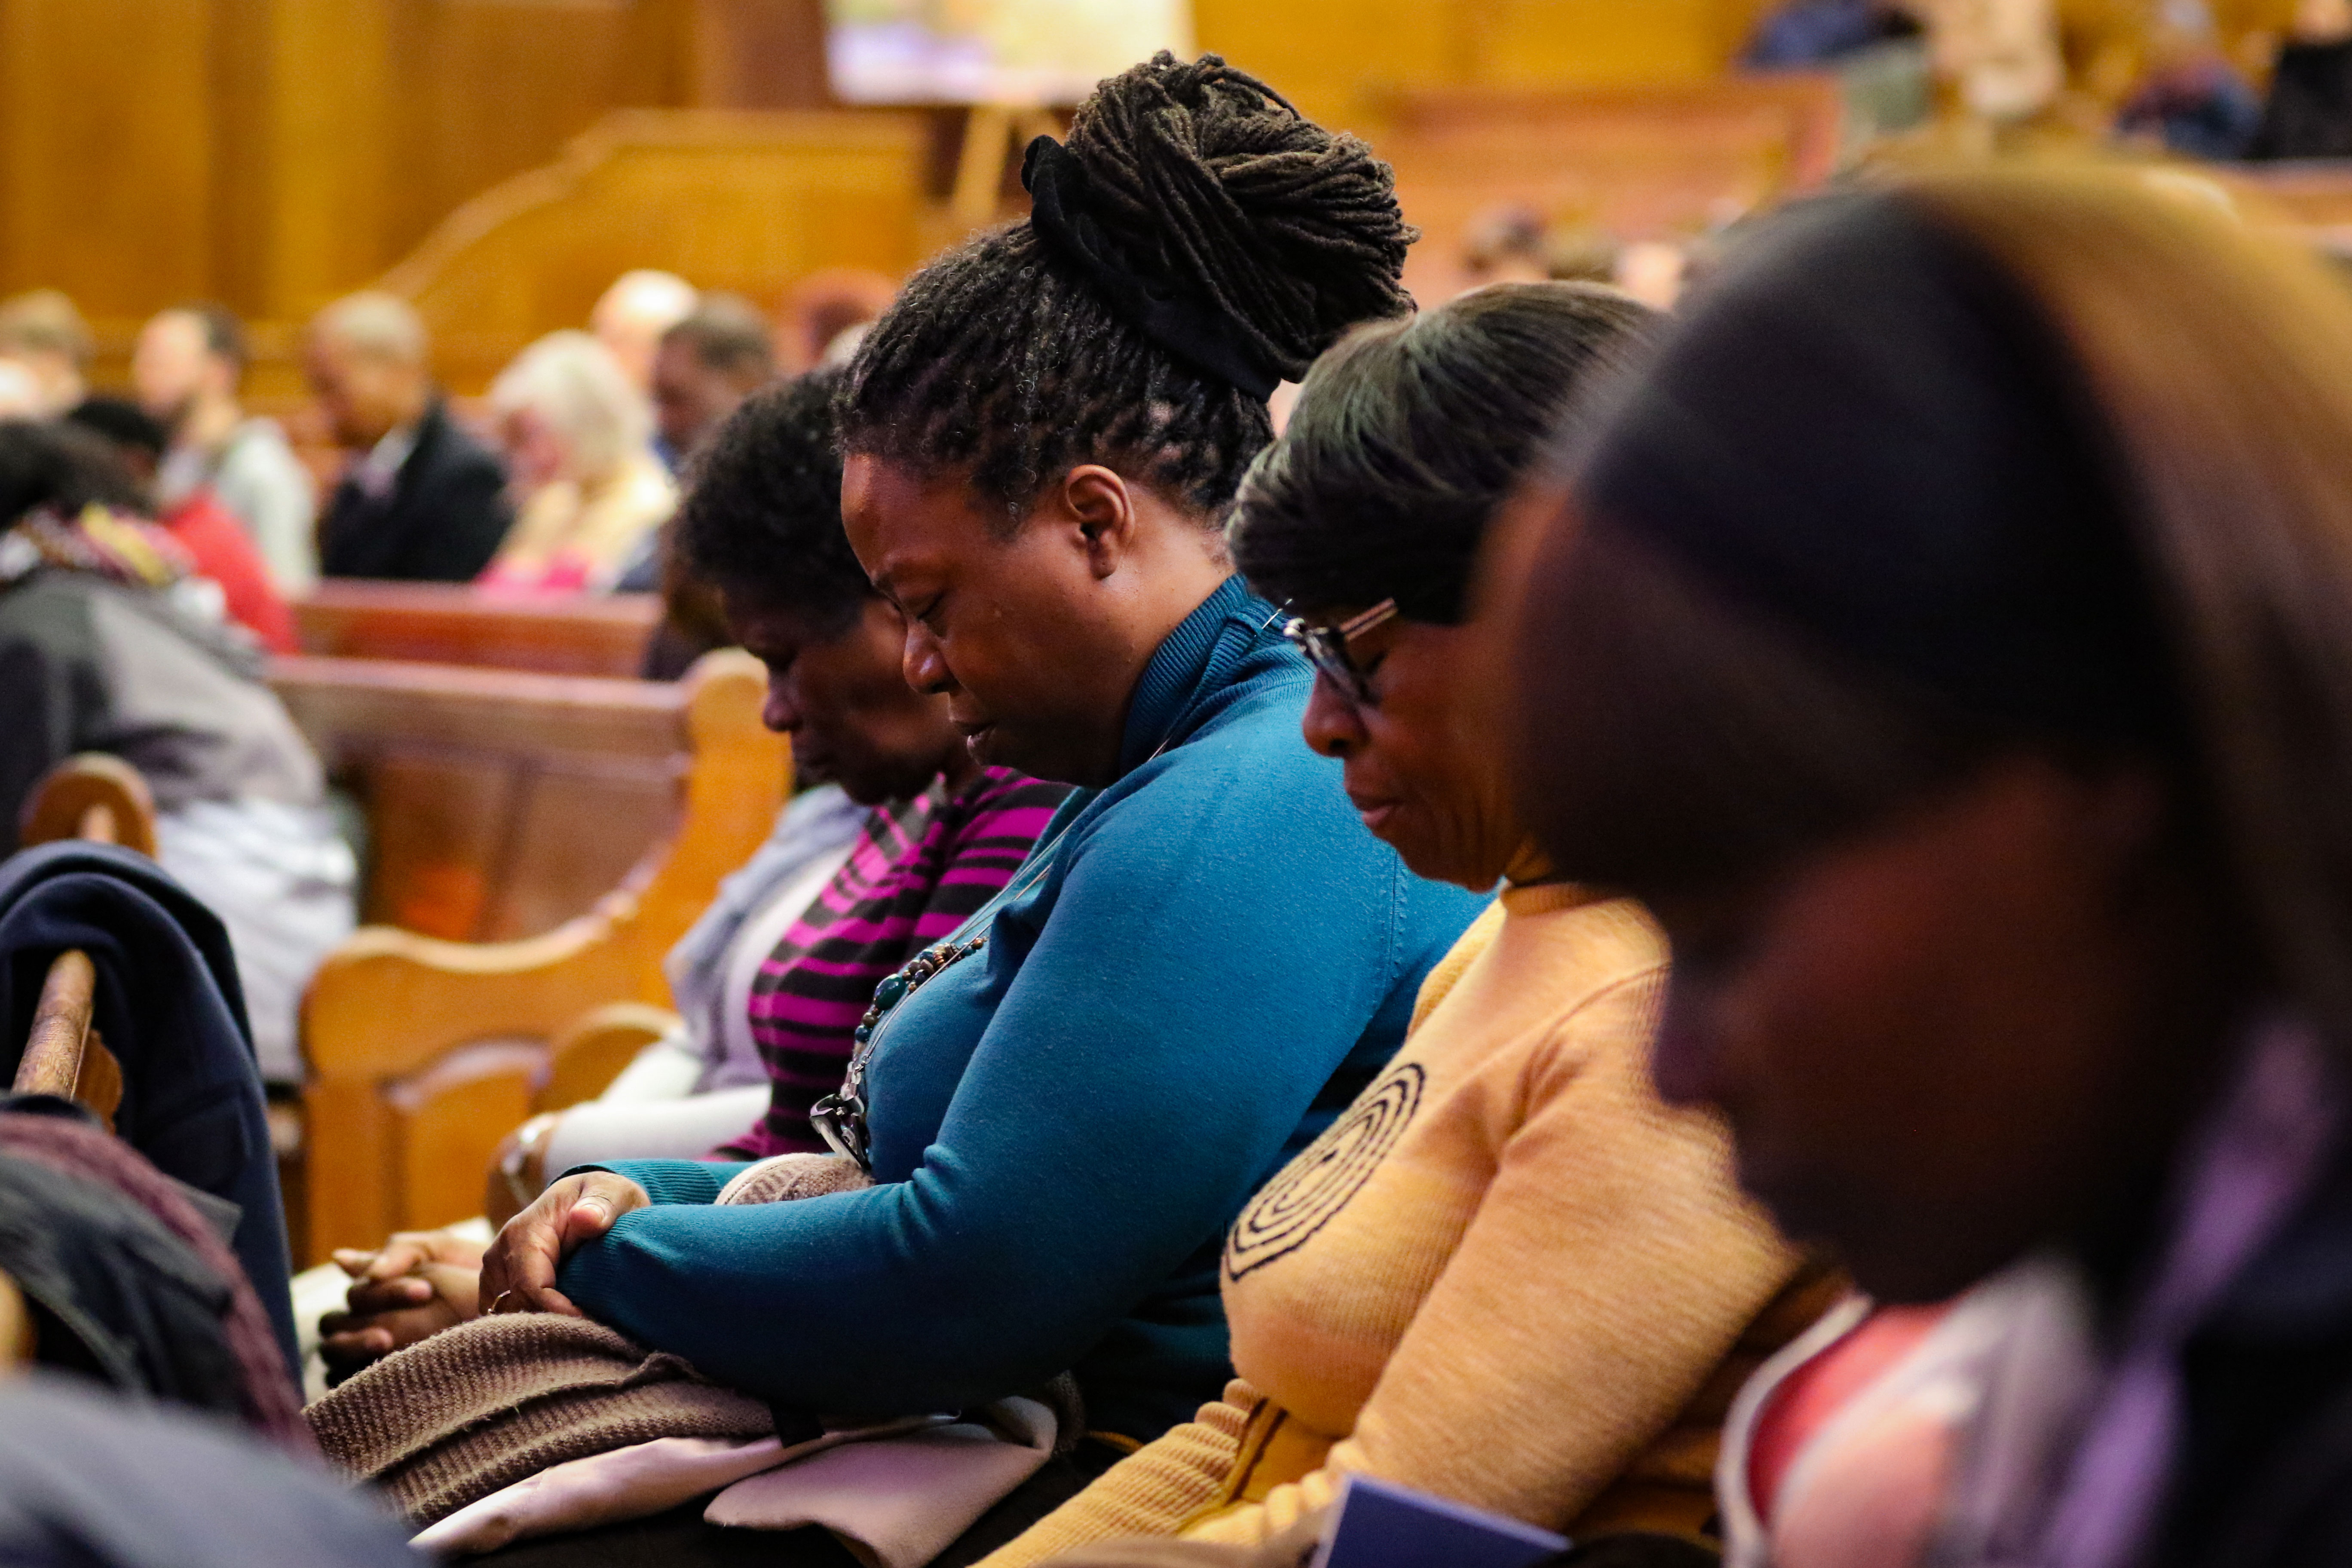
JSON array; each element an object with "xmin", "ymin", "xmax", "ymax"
[{"xmin": 808, "ymin": 811, "xmax": 1073, "ymax": 1171}]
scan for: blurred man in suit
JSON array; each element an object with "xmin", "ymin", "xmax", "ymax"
[{"xmin": 308, "ymin": 292, "xmax": 513, "ymax": 582}]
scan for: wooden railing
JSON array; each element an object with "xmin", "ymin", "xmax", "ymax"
[
  {"xmin": 295, "ymin": 648, "xmax": 787, "ymax": 1261},
  {"xmin": 290, "ymin": 583, "xmax": 662, "ymax": 678},
  {"xmin": 10, "ymin": 756, "xmax": 151, "ymax": 1126}
]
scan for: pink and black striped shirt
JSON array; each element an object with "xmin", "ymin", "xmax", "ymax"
[{"xmin": 715, "ymin": 767, "xmax": 1069, "ymax": 1160}]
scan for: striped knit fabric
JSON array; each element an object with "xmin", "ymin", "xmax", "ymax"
[{"xmin": 715, "ymin": 767, "xmax": 1069, "ymax": 1160}]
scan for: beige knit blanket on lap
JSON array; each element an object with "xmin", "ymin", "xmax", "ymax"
[{"xmin": 307, "ymin": 1311, "xmax": 775, "ymax": 1525}]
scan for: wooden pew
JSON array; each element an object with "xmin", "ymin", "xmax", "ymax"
[
  {"xmin": 269, "ymin": 652, "xmax": 778, "ymax": 943},
  {"xmin": 2, "ymin": 764, "xmax": 134, "ymax": 1369},
  {"xmin": 18, "ymin": 753, "xmax": 158, "ymax": 861},
  {"xmin": 11, "ymin": 755, "xmax": 151, "ymax": 1127},
  {"xmin": 296, "ymin": 649, "xmax": 787, "ymax": 1263},
  {"xmin": 2217, "ymin": 162, "xmax": 2352, "ymax": 248},
  {"xmin": 379, "ymin": 108, "xmax": 928, "ymax": 395},
  {"xmin": 290, "ymin": 582, "xmax": 662, "ymax": 678},
  {"xmin": 1372, "ymin": 77, "xmax": 1847, "ymax": 303}
]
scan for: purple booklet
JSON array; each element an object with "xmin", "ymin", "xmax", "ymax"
[{"xmin": 1309, "ymin": 1474, "xmax": 1569, "ymax": 1568}]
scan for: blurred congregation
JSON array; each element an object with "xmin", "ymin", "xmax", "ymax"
[{"xmin": 12, "ymin": 2, "xmax": 2352, "ymax": 1568}]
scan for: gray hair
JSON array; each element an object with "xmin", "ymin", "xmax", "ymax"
[{"xmin": 312, "ymin": 291, "xmax": 429, "ymax": 368}]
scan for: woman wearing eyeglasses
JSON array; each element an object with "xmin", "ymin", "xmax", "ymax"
[{"xmin": 977, "ymin": 285, "xmax": 1828, "ymax": 1568}]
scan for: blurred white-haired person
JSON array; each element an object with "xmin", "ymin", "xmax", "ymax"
[
  {"xmin": 592, "ymin": 269, "xmax": 698, "ymax": 391},
  {"xmin": 478, "ymin": 330, "xmax": 675, "ymax": 594}
]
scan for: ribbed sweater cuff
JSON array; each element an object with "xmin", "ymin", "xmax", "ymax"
[{"xmin": 587, "ymin": 1158, "xmax": 744, "ymax": 1206}]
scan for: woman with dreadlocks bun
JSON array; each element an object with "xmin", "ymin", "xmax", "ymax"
[
  {"xmin": 835, "ymin": 50, "xmax": 1416, "ymax": 547},
  {"xmin": 477, "ymin": 44, "xmax": 1483, "ymax": 1516}
]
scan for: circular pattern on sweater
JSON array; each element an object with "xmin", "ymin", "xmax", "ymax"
[{"xmin": 1223, "ymin": 1062, "xmax": 1425, "ymax": 1281}]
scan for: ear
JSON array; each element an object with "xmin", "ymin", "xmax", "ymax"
[{"xmin": 1053, "ymin": 465, "xmax": 1138, "ymax": 582}]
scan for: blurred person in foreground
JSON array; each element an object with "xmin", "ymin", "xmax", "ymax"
[
  {"xmin": 477, "ymin": 330, "xmax": 674, "ymax": 594},
  {"xmin": 1507, "ymin": 168, "xmax": 2352, "ymax": 1568},
  {"xmin": 591, "ymin": 268, "xmax": 698, "ymax": 395},
  {"xmin": 64, "ymin": 396, "xmax": 297, "ymax": 654},
  {"xmin": 0, "ymin": 289, "xmax": 91, "ymax": 416},
  {"xmin": 0, "ymin": 1374, "xmax": 416, "ymax": 1568},
  {"xmin": 0, "ymin": 419, "xmax": 351, "ymax": 1083},
  {"xmin": 309, "ymin": 291, "xmax": 512, "ymax": 582},
  {"xmin": 132, "ymin": 301, "xmax": 318, "ymax": 593}
]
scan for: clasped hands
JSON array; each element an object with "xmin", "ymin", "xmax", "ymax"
[{"xmin": 318, "ymin": 1171, "xmax": 649, "ymax": 1380}]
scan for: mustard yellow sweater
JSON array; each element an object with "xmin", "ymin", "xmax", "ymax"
[{"xmin": 983, "ymin": 884, "xmax": 1817, "ymax": 1568}]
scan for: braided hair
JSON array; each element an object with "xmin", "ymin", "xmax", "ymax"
[{"xmin": 839, "ymin": 52, "xmax": 1415, "ymax": 531}]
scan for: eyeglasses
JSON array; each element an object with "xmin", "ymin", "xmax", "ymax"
[{"xmin": 1282, "ymin": 599, "xmax": 1400, "ymax": 707}]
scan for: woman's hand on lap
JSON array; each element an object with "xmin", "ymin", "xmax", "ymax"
[{"xmin": 478, "ymin": 1171, "xmax": 650, "ymax": 1318}]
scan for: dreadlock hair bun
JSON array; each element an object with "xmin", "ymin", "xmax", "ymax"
[
  {"xmin": 1061, "ymin": 52, "xmax": 1416, "ymax": 387},
  {"xmin": 841, "ymin": 51, "xmax": 1415, "ymax": 530}
]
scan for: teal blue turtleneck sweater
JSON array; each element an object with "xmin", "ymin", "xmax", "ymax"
[{"xmin": 561, "ymin": 577, "xmax": 1487, "ymax": 1441}]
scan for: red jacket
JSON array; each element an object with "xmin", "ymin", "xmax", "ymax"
[{"xmin": 161, "ymin": 489, "xmax": 298, "ymax": 655}]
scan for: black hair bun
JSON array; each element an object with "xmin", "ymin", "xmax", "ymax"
[{"xmin": 1063, "ymin": 52, "xmax": 1416, "ymax": 384}]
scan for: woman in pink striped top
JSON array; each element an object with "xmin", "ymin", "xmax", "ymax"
[
  {"xmin": 676, "ymin": 368, "xmax": 1070, "ymax": 1158},
  {"xmin": 316, "ymin": 368, "xmax": 1066, "ymax": 1376},
  {"xmin": 720, "ymin": 766, "xmax": 1065, "ymax": 1158}
]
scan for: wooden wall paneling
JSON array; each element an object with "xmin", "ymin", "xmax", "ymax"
[
  {"xmin": 19, "ymin": 0, "xmax": 1859, "ymax": 400},
  {"xmin": 1191, "ymin": 0, "xmax": 1798, "ymax": 131},
  {"xmin": 386, "ymin": 1, "xmax": 648, "ymax": 276},
  {"xmin": 251, "ymin": 0, "xmax": 398, "ymax": 322},
  {"xmin": 688, "ymin": 0, "xmax": 833, "ymax": 110},
  {"xmin": 377, "ymin": 108, "xmax": 927, "ymax": 392},
  {"xmin": 0, "ymin": 0, "xmax": 218, "ymax": 315},
  {"xmin": 1190, "ymin": 0, "xmax": 1467, "ymax": 132},
  {"xmin": 207, "ymin": 0, "xmax": 276, "ymax": 319},
  {"xmin": 1467, "ymin": 0, "xmax": 1737, "ymax": 86},
  {"xmin": 1378, "ymin": 77, "xmax": 1845, "ymax": 303}
]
